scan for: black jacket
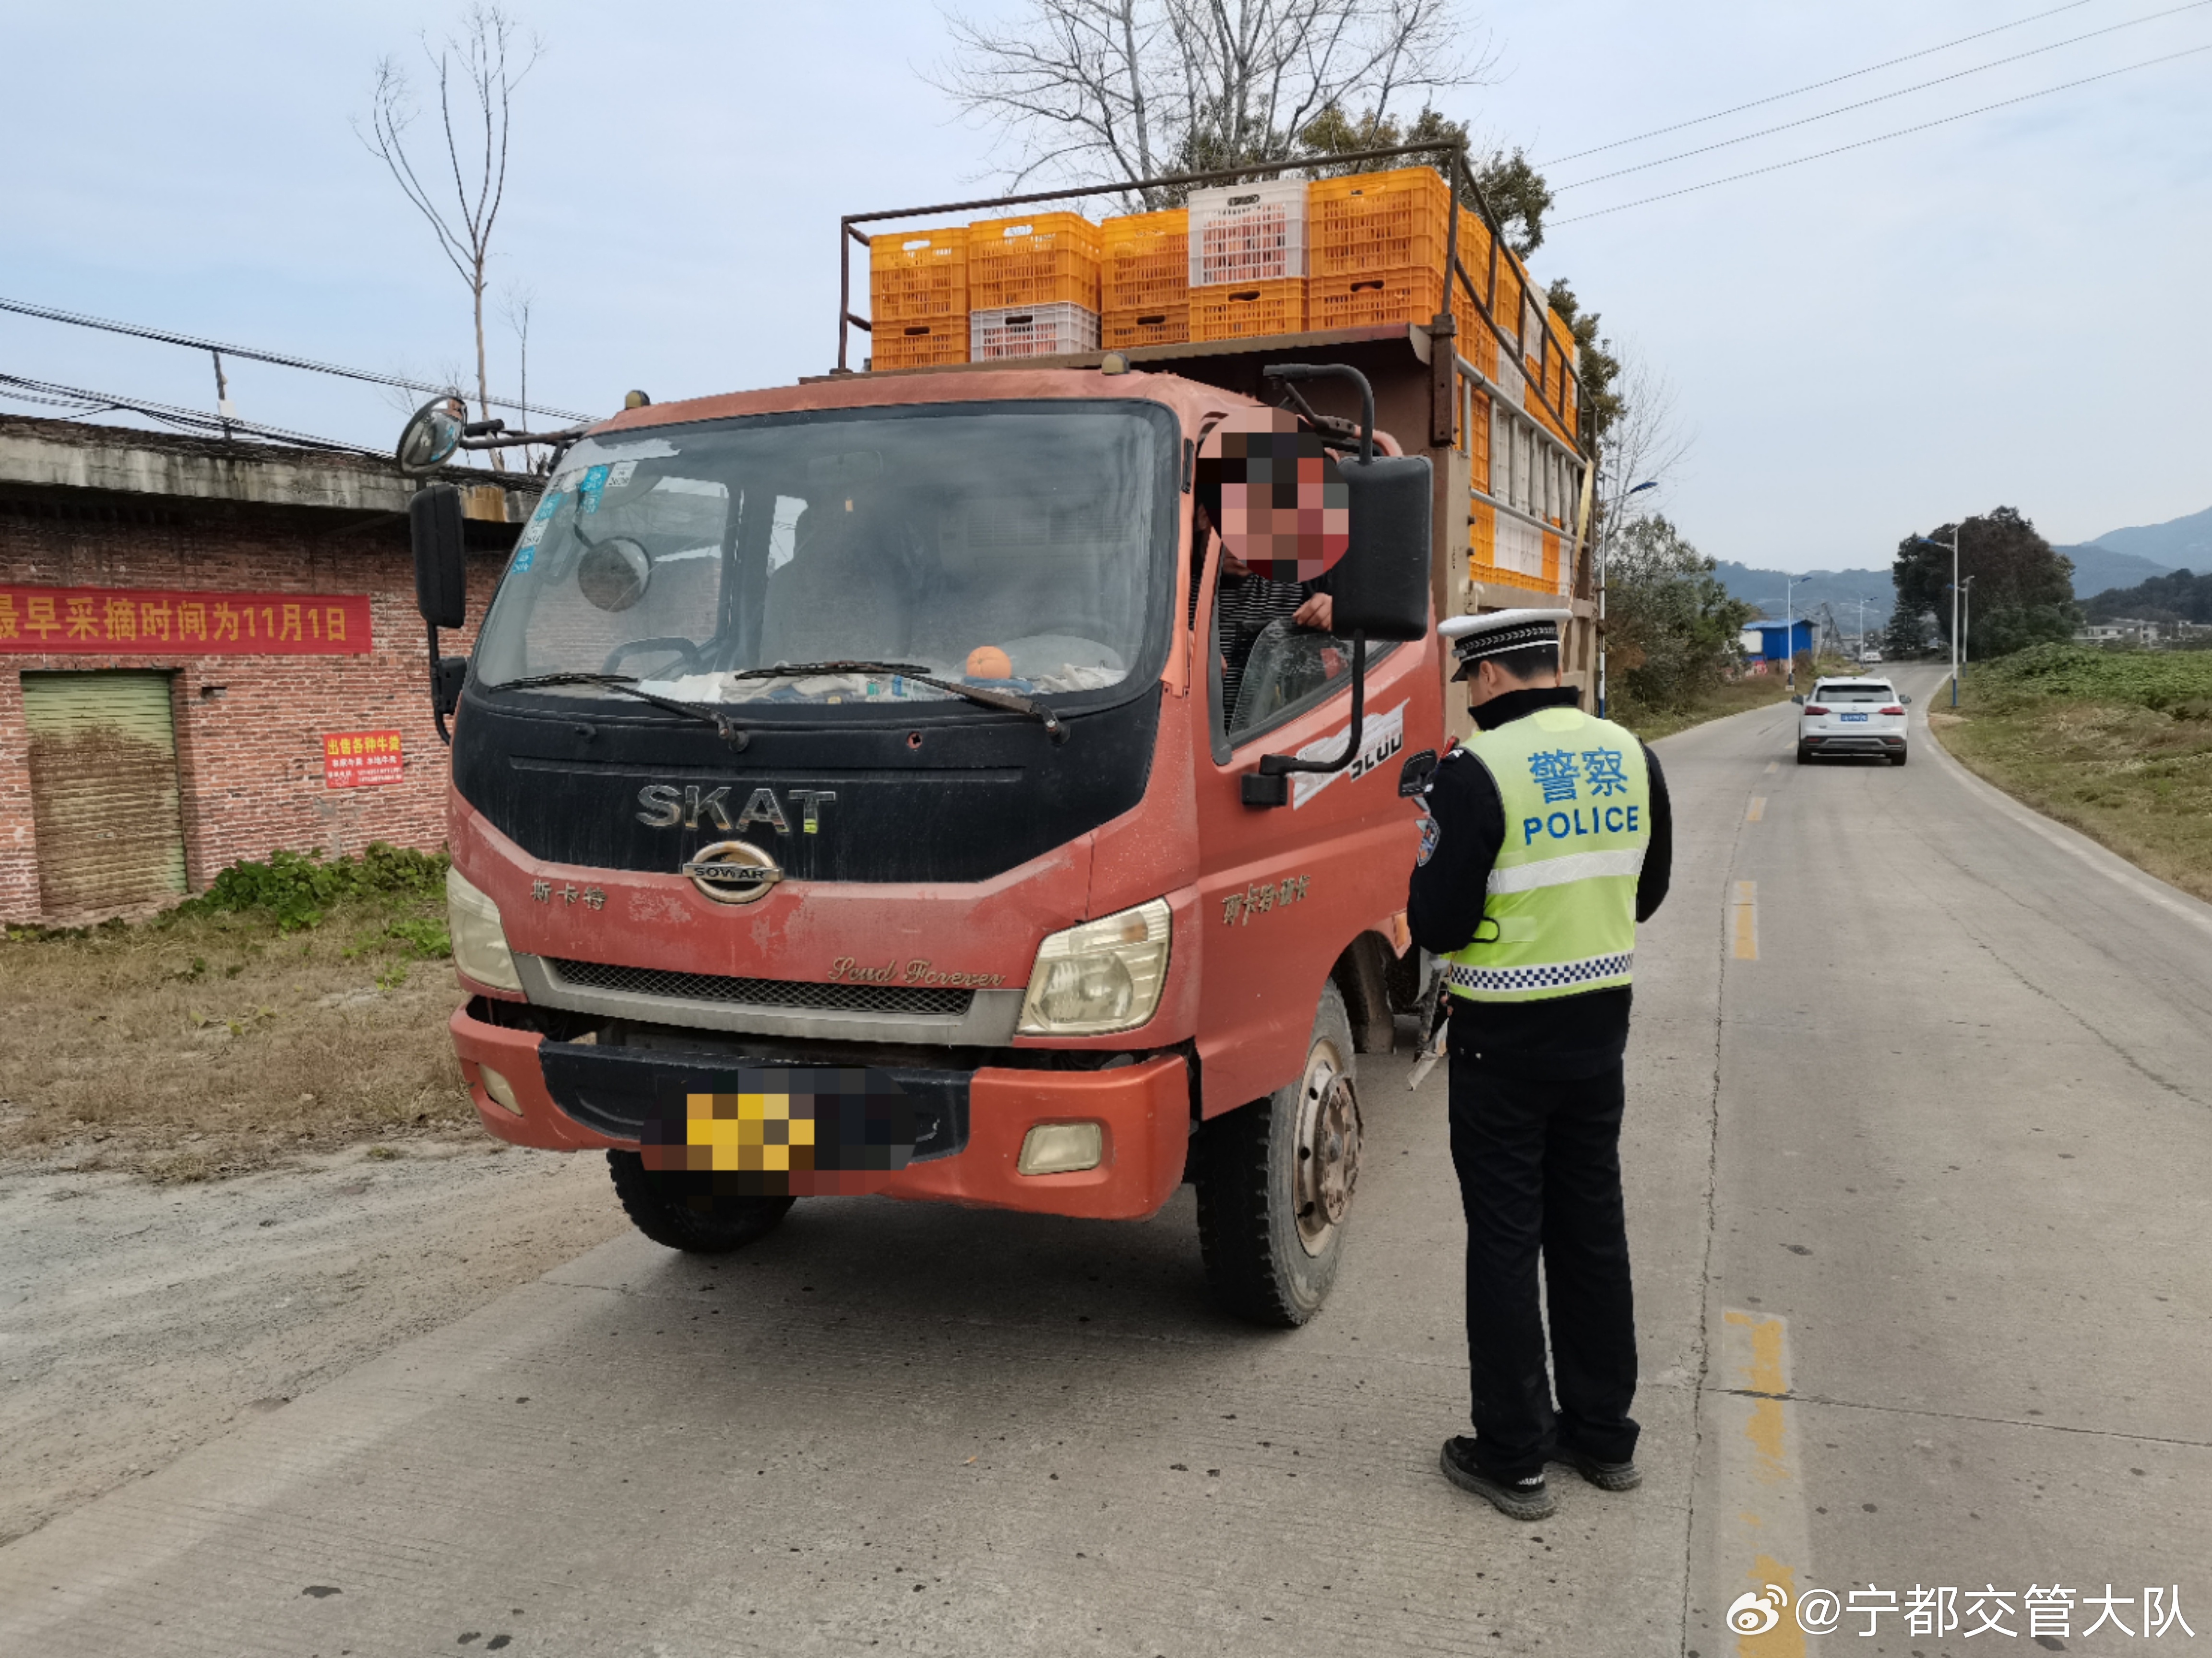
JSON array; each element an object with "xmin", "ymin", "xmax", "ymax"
[{"xmin": 1406, "ymin": 686, "xmax": 1673, "ymax": 1077}]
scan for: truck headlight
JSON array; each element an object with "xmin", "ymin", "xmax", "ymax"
[
  {"xmin": 446, "ymin": 866, "xmax": 522, "ymax": 992},
  {"xmin": 1017, "ymin": 899, "xmax": 1171, "ymax": 1036}
]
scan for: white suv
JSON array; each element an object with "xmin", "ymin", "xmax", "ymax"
[{"xmin": 1796, "ymin": 678, "xmax": 1910, "ymax": 765}]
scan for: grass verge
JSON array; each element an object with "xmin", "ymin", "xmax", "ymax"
[
  {"xmin": 1927, "ymin": 645, "xmax": 2212, "ymax": 903},
  {"xmin": 1, "ymin": 845, "xmax": 476, "ymax": 1181},
  {"xmin": 1614, "ymin": 673, "xmax": 1800, "ymax": 742}
]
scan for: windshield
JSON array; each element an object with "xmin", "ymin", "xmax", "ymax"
[
  {"xmin": 472, "ymin": 402, "xmax": 1176, "ymax": 708},
  {"xmin": 1816, "ymin": 684, "xmax": 1895, "ymax": 702}
]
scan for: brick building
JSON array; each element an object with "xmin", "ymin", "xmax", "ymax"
[{"xmin": 0, "ymin": 416, "xmax": 533, "ymax": 924}]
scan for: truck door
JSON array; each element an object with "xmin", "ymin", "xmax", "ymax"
[{"xmin": 1189, "ymin": 528, "xmax": 1434, "ymax": 1115}]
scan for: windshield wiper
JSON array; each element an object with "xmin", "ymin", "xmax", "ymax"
[
  {"xmin": 725, "ymin": 661, "xmax": 1067, "ymax": 743},
  {"xmin": 483, "ymin": 671, "xmax": 750, "ymax": 748}
]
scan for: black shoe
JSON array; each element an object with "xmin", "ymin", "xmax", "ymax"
[
  {"xmin": 1439, "ymin": 1437, "xmax": 1557, "ymax": 1520},
  {"xmin": 1550, "ymin": 1442, "xmax": 1641, "ymax": 1492}
]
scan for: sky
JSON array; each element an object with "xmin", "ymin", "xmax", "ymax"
[{"xmin": 4, "ymin": 1, "xmax": 2207, "ymax": 572}]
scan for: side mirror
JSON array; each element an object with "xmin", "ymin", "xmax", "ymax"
[
  {"xmin": 1790, "ymin": 694, "xmax": 1804, "ymax": 704},
  {"xmin": 1331, "ymin": 453, "xmax": 1432, "ymax": 640},
  {"xmin": 396, "ymin": 397, "xmax": 464, "ymax": 474},
  {"xmin": 1901, "ymin": 693, "xmax": 1913, "ymax": 704},
  {"xmin": 410, "ymin": 484, "xmax": 468, "ymax": 629}
]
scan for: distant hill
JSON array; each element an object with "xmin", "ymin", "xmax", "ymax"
[
  {"xmin": 2089, "ymin": 504, "xmax": 2212, "ymax": 567},
  {"xmin": 1710, "ymin": 562, "xmax": 1893, "ymax": 629},
  {"xmin": 2056, "ymin": 544, "xmax": 2176, "ymax": 602}
]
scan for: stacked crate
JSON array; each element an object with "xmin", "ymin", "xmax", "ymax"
[
  {"xmin": 967, "ymin": 213, "xmax": 1102, "ymax": 359},
  {"xmin": 1101, "ymin": 209, "xmax": 1189, "ymax": 350},
  {"xmin": 869, "ymin": 227, "xmax": 971, "ymax": 370},
  {"xmin": 1306, "ymin": 167, "xmax": 1459, "ymax": 332},
  {"xmin": 1188, "ymin": 178, "xmax": 1307, "ymax": 342}
]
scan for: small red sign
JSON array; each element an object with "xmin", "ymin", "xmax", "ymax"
[
  {"xmin": 0, "ymin": 585, "xmax": 372, "ymax": 655},
  {"xmin": 323, "ymin": 730, "xmax": 404, "ymax": 788}
]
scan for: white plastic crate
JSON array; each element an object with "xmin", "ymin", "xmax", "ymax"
[
  {"xmin": 970, "ymin": 302, "xmax": 1101, "ymax": 360},
  {"xmin": 1188, "ymin": 178, "xmax": 1308, "ymax": 285}
]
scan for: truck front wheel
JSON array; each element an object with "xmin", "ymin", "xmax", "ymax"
[
  {"xmin": 607, "ymin": 1151, "xmax": 796, "ymax": 1254},
  {"xmin": 1194, "ymin": 983, "xmax": 1361, "ymax": 1326}
]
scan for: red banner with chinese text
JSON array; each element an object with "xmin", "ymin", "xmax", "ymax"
[
  {"xmin": 0, "ymin": 586, "xmax": 371, "ymax": 655},
  {"xmin": 323, "ymin": 730, "xmax": 404, "ymax": 788}
]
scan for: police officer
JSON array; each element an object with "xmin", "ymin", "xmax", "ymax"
[{"xmin": 1406, "ymin": 608, "xmax": 1673, "ymax": 1521}]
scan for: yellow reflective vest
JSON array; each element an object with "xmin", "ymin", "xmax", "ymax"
[{"xmin": 1444, "ymin": 704, "xmax": 1651, "ymax": 1002}]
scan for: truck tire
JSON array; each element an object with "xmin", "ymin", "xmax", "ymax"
[
  {"xmin": 606, "ymin": 1151, "xmax": 796, "ymax": 1254},
  {"xmin": 1194, "ymin": 982, "xmax": 1361, "ymax": 1327}
]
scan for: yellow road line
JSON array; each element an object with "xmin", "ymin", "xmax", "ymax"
[
  {"xmin": 1732, "ymin": 880, "xmax": 1759, "ymax": 959},
  {"xmin": 1746, "ymin": 797, "xmax": 1766, "ymax": 823},
  {"xmin": 1718, "ymin": 1309, "xmax": 1811, "ymax": 1657},
  {"xmin": 1764, "ymin": 761, "xmax": 1778, "ymax": 774}
]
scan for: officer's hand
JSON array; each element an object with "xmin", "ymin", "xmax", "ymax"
[{"xmin": 1294, "ymin": 593, "xmax": 1334, "ymax": 630}]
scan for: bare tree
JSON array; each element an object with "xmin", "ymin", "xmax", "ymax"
[
  {"xmin": 1594, "ymin": 343, "xmax": 1691, "ymax": 529},
  {"xmin": 931, "ymin": 0, "xmax": 1488, "ymax": 208},
  {"xmin": 499, "ymin": 282, "xmax": 538, "ymax": 471},
  {"xmin": 358, "ymin": 4, "xmax": 543, "ymax": 465}
]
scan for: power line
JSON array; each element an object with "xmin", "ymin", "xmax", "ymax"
[
  {"xmin": 1557, "ymin": 0, "xmax": 2212, "ymax": 193},
  {"xmin": 1540, "ymin": 0, "xmax": 2104, "ymax": 167},
  {"xmin": 0, "ymin": 296, "xmax": 591, "ymax": 423},
  {"xmin": 1553, "ymin": 42, "xmax": 2212, "ymax": 225},
  {"xmin": 0, "ymin": 371, "xmax": 378, "ymax": 454}
]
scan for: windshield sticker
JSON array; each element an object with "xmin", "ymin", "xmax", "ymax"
[
  {"xmin": 607, "ymin": 460, "xmax": 639, "ymax": 489},
  {"xmin": 578, "ymin": 464, "xmax": 611, "ymax": 516},
  {"xmin": 513, "ymin": 489, "xmax": 567, "ymax": 557},
  {"xmin": 1291, "ymin": 699, "xmax": 1407, "ymax": 809}
]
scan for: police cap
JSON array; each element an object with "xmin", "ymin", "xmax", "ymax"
[{"xmin": 1439, "ymin": 608, "xmax": 1571, "ymax": 681}]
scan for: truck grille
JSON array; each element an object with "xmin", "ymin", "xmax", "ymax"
[{"xmin": 545, "ymin": 958, "xmax": 974, "ymax": 1018}]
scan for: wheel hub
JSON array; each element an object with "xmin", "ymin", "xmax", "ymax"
[{"xmin": 1295, "ymin": 1059, "xmax": 1362, "ymax": 1251}]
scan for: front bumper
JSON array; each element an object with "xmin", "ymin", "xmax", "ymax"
[{"xmin": 450, "ymin": 1001, "xmax": 1191, "ymax": 1221}]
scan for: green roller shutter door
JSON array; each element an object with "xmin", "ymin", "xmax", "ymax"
[{"xmin": 22, "ymin": 671, "xmax": 189, "ymax": 916}]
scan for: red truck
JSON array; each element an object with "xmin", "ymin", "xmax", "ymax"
[{"xmin": 400, "ymin": 154, "xmax": 1593, "ymax": 1325}]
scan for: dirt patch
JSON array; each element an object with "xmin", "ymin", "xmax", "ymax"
[
  {"xmin": 0, "ymin": 893, "xmax": 474, "ymax": 1180},
  {"xmin": 0, "ymin": 1143, "xmax": 627, "ymax": 1545}
]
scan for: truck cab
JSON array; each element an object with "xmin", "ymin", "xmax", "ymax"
[{"xmin": 406, "ymin": 162, "xmax": 1593, "ymax": 1327}]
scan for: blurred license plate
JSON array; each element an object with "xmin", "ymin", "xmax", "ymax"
[{"xmin": 1842, "ymin": 712, "xmax": 1868, "ymax": 722}]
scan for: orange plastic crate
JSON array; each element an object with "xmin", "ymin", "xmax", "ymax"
[
  {"xmin": 1308, "ymin": 265, "xmax": 1448, "ymax": 331},
  {"xmin": 1308, "ymin": 167, "xmax": 1456, "ymax": 280},
  {"xmin": 1189, "ymin": 278, "xmax": 1306, "ymax": 342},
  {"xmin": 967, "ymin": 212, "xmax": 1101, "ymax": 311},
  {"xmin": 1101, "ymin": 209, "xmax": 1189, "ymax": 313},
  {"xmin": 1103, "ymin": 305, "xmax": 1189, "ymax": 349},
  {"xmin": 871, "ymin": 318, "xmax": 968, "ymax": 371},
  {"xmin": 869, "ymin": 228, "xmax": 968, "ymax": 326}
]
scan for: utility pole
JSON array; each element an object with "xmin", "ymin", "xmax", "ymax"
[
  {"xmin": 1784, "ymin": 574, "xmax": 1798, "ymax": 691},
  {"xmin": 1597, "ymin": 478, "xmax": 1658, "ymax": 720}
]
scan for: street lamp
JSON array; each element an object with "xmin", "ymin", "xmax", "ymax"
[
  {"xmin": 1948, "ymin": 576, "xmax": 1977, "ymax": 682},
  {"xmin": 1597, "ymin": 478, "xmax": 1658, "ymax": 719},
  {"xmin": 1913, "ymin": 525, "xmax": 1965, "ymax": 708},
  {"xmin": 1851, "ymin": 592, "xmax": 1881, "ymax": 658},
  {"xmin": 1782, "ymin": 573, "xmax": 1800, "ymax": 690}
]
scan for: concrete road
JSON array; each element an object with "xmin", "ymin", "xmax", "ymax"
[{"xmin": 3, "ymin": 667, "xmax": 2207, "ymax": 1656}]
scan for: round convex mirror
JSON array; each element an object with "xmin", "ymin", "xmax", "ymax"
[
  {"xmin": 576, "ymin": 537, "xmax": 653, "ymax": 612},
  {"xmin": 396, "ymin": 397, "xmax": 464, "ymax": 473}
]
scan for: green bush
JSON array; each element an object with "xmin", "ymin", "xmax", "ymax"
[
  {"xmin": 1970, "ymin": 644, "xmax": 2212, "ymax": 713},
  {"xmin": 166, "ymin": 842, "xmax": 450, "ymax": 933}
]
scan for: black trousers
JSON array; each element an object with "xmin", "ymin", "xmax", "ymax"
[{"xmin": 1447, "ymin": 1049, "xmax": 1639, "ymax": 1479}]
